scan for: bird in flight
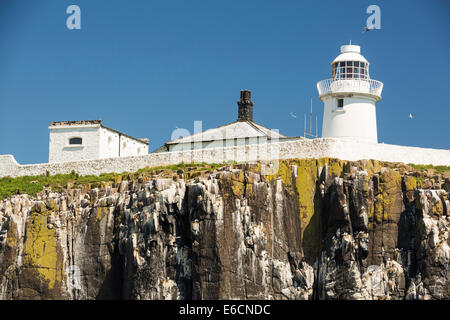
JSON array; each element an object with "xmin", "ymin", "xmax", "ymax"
[
  {"xmin": 290, "ymin": 112, "xmax": 297, "ymax": 118},
  {"xmin": 409, "ymin": 113, "xmax": 413, "ymax": 119},
  {"xmin": 362, "ymin": 26, "xmax": 375, "ymax": 33}
]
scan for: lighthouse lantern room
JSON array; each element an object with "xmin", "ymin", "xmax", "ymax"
[{"xmin": 317, "ymin": 44, "xmax": 383, "ymax": 143}]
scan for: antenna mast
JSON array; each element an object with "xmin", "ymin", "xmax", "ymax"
[
  {"xmin": 303, "ymin": 98, "xmax": 318, "ymax": 139},
  {"xmin": 304, "ymin": 113, "xmax": 306, "ymax": 138},
  {"xmin": 310, "ymin": 98, "xmax": 312, "ymax": 138},
  {"xmin": 316, "ymin": 116, "xmax": 318, "ymax": 138}
]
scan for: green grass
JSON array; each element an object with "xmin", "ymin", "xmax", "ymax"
[
  {"xmin": 406, "ymin": 163, "xmax": 450, "ymax": 174},
  {"xmin": 0, "ymin": 162, "xmax": 228, "ymax": 200},
  {"xmin": 135, "ymin": 161, "xmax": 227, "ymax": 174},
  {"xmin": 0, "ymin": 172, "xmax": 120, "ymax": 200}
]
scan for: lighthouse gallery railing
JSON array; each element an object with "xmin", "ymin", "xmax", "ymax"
[{"xmin": 317, "ymin": 78, "xmax": 383, "ymax": 98}]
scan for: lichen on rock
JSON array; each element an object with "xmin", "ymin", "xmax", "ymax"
[{"xmin": 0, "ymin": 158, "xmax": 448, "ymax": 300}]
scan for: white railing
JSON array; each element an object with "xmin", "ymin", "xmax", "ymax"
[{"xmin": 317, "ymin": 78, "xmax": 383, "ymax": 98}]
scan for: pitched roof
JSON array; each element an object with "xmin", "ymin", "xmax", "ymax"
[
  {"xmin": 49, "ymin": 120, "xmax": 149, "ymax": 145},
  {"xmin": 165, "ymin": 120, "xmax": 286, "ymax": 145}
]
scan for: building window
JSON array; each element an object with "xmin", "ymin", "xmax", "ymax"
[
  {"xmin": 69, "ymin": 137, "xmax": 82, "ymax": 145},
  {"xmin": 337, "ymin": 99, "xmax": 344, "ymax": 108}
]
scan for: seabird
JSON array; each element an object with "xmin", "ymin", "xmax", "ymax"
[{"xmin": 362, "ymin": 26, "xmax": 375, "ymax": 33}]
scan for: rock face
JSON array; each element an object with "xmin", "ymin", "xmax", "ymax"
[{"xmin": 0, "ymin": 159, "xmax": 448, "ymax": 300}]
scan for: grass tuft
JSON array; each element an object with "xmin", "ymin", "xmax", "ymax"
[{"xmin": 406, "ymin": 163, "xmax": 450, "ymax": 174}]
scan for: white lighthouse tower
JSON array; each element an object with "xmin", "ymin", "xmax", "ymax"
[{"xmin": 317, "ymin": 44, "xmax": 383, "ymax": 143}]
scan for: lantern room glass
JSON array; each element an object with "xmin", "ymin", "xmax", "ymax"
[{"xmin": 331, "ymin": 61, "xmax": 369, "ymax": 80}]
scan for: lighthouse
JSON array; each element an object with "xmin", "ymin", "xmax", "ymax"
[{"xmin": 317, "ymin": 44, "xmax": 383, "ymax": 143}]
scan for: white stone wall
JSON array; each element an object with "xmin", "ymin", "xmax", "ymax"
[
  {"xmin": 1, "ymin": 138, "xmax": 450, "ymax": 178},
  {"xmin": 0, "ymin": 155, "xmax": 20, "ymax": 176}
]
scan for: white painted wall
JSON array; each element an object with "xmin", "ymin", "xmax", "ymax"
[
  {"xmin": 49, "ymin": 125, "xmax": 148, "ymax": 163},
  {"xmin": 166, "ymin": 137, "xmax": 276, "ymax": 152},
  {"xmin": 322, "ymin": 95, "xmax": 378, "ymax": 143},
  {"xmin": 119, "ymin": 135, "xmax": 148, "ymax": 157},
  {"xmin": 99, "ymin": 127, "xmax": 120, "ymax": 159},
  {"xmin": 49, "ymin": 126, "xmax": 100, "ymax": 163}
]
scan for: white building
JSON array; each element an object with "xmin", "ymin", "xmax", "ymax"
[
  {"xmin": 48, "ymin": 120, "xmax": 149, "ymax": 163},
  {"xmin": 154, "ymin": 90, "xmax": 298, "ymax": 153},
  {"xmin": 317, "ymin": 44, "xmax": 383, "ymax": 143}
]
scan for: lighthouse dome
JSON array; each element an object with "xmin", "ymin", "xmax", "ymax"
[{"xmin": 332, "ymin": 45, "xmax": 368, "ymax": 64}]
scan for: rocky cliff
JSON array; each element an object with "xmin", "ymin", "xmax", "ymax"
[{"xmin": 0, "ymin": 158, "xmax": 448, "ymax": 300}]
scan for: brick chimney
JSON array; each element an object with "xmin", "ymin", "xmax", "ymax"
[{"xmin": 237, "ymin": 90, "xmax": 254, "ymax": 121}]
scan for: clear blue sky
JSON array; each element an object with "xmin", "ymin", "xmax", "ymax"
[{"xmin": 0, "ymin": 0, "xmax": 449, "ymax": 164}]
